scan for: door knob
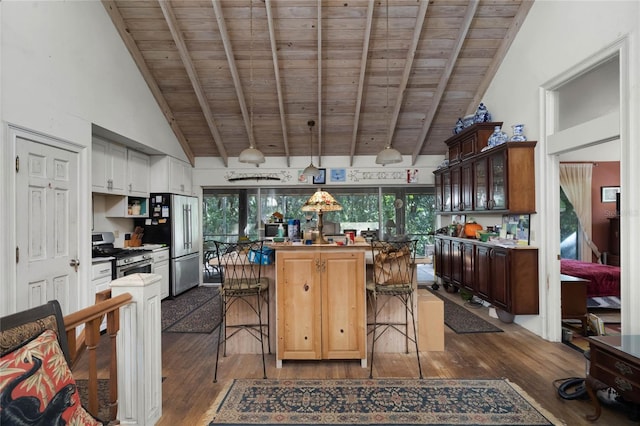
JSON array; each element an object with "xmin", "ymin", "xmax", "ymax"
[{"xmin": 69, "ymin": 258, "xmax": 80, "ymax": 272}]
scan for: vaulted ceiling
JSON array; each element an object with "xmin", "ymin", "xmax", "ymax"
[{"xmin": 102, "ymin": 0, "xmax": 533, "ymax": 166}]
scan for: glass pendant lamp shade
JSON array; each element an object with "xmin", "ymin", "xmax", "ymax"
[
  {"xmin": 375, "ymin": 146, "xmax": 403, "ymax": 165},
  {"xmin": 301, "ymin": 190, "xmax": 342, "ymax": 244},
  {"xmin": 303, "ymin": 162, "xmax": 321, "ymax": 177},
  {"xmin": 238, "ymin": 146, "xmax": 265, "ymax": 165}
]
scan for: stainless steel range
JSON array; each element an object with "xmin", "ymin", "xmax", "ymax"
[{"xmin": 92, "ymin": 232, "xmax": 153, "ymax": 278}]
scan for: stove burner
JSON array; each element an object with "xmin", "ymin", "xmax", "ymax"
[{"xmin": 92, "ymin": 246, "xmax": 125, "ymax": 257}]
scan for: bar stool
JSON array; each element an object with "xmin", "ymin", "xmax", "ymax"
[
  {"xmin": 367, "ymin": 239, "xmax": 422, "ymax": 379},
  {"xmin": 212, "ymin": 240, "xmax": 270, "ymax": 382}
]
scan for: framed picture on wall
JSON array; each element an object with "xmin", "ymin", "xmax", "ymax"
[
  {"xmin": 601, "ymin": 186, "xmax": 619, "ymax": 203},
  {"xmin": 313, "ymin": 168, "xmax": 326, "ymax": 184}
]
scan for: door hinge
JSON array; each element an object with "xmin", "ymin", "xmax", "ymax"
[
  {"xmin": 15, "ymin": 155, "xmax": 20, "ymax": 172},
  {"xmin": 16, "ymin": 246, "xmax": 19, "ymax": 263}
]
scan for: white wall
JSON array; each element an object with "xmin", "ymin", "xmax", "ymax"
[
  {"xmin": 482, "ymin": 0, "xmax": 640, "ymax": 336},
  {"xmin": 0, "ymin": 1, "xmax": 186, "ymax": 314},
  {"xmin": 1, "ymin": 1, "xmax": 185, "ymax": 158}
]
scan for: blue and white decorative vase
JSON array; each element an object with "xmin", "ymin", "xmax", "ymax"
[
  {"xmin": 510, "ymin": 124, "xmax": 527, "ymax": 141},
  {"xmin": 453, "ymin": 118, "xmax": 465, "ymax": 134},
  {"xmin": 474, "ymin": 103, "xmax": 492, "ymax": 123},
  {"xmin": 488, "ymin": 126, "xmax": 508, "ymax": 147}
]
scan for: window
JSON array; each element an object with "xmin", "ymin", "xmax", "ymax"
[
  {"xmin": 203, "ymin": 186, "xmax": 436, "ymax": 256},
  {"xmin": 560, "ymin": 188, "xmax": 579, "ymax": 259}
]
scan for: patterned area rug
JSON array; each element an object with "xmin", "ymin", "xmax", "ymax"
[
  {"xmin": 201, "ymin": 378, "xmax": 560, "ymax": 425},
  {"xmin": 162, "ymin": 285, "xmax": 221, "ymax": 333},
  {"xmin": 426, "ymin": 289, "xmax": 503, "ymax": 334}
]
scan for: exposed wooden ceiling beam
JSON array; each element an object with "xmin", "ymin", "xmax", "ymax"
[
  {"xmin": 466, "ymin": 0, "xmax": 535, "ymax": 116},
  {"xmin": 348, "ymin": 1, "xmax": 375, "ymax": 166},
  {"xmin": 211, "ymin": 0, "xmax": 256, "ymax": 160},
  {"xmin": 386, "ymin": 0, "xmax": 429, "ymax": 150},
  {"xmin": 411, "ymin": 0, "xmax": 479, "ymax": 164},
  {"xmin": 101, "ymin": 0, "xmax": 196, "ymax": 166},
  {"xmin": 158, "ymin": 0, "xmax": 229, "ymax": 167},
  {"xmin": 265, "ymin": 0, "xmax": 291, "ymax": 167}
]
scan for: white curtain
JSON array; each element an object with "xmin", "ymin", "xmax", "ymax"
[{"xmin": 559, "ymin": 163, "xmax": 601, "ymax": 262}]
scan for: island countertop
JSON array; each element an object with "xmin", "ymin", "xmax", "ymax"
[{"xmin": 267, "ymin": 242, "xmax": 369, "ymax": 250}]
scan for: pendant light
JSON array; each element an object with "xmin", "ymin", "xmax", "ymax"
[
  {"xmin": 239, "ymin": 0, "xmax": 265, "ymax": 166},
  {"xmin": 302, "ymin": 119, "xmax": 321, "ymax": 178},
  {"xmin": 375, "ymin": 0, "xmax": 402, "ymax": 166}
]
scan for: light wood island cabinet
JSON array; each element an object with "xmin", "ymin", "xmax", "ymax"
[{"xmin": 275, "ymin": 245, "xmax": 366, "ymax": 368}]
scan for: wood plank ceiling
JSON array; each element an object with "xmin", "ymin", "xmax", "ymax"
[{"xmin": 102, "ymin": 0, "xmax": 533, "ymax": 167}]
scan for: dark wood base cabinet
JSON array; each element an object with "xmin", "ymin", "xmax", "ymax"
[{"xmin": 434, "ymin": 236, "xmax": 539, "ymax": 315}]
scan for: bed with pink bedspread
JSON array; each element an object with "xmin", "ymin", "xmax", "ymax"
[{"xmin": 560, "ymin": 259, "xmax": 620, "ymax": 298}]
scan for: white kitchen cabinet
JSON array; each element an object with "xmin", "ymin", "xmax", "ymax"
[
  {"xmin": 127, "ymin": 149, "xmax": 150, "ymax": 197},
  {"xmin": 92, "ymin": 137, "xmax": 127, "ymax": 195},
  {"xmin": 152, "ymin": 248, "xmax": 170, "ymax": 299},
  {"xmin": 92, "ymin": 261, "xmax": 113, "ymax": 294},
  {"xmin": 149, "ymin": 155, "xmax": 193, "ymax": 195}
]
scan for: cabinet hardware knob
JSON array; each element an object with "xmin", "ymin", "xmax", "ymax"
[
  {"xmin": 304, "ymin": 283, "xmax": 309, "ymax": 292},
  {"xmin": 615, "ymin": 361, "xmax": 632, "ymax": 375},
  {"xmin": 614, "ymin": 377, "xmax": 632, "ymax": 392}
]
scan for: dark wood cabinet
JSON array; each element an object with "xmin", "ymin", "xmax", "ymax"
[
  {"xmin": 450, "ymin": 239, "xmax": 464, "ymax": 286},
  {"xmin": 450, "ymin": 166, "xmax": 461, "ymax": 212},
  {"xmin": 474, "ymin": 245, "xmax": 491, "ymax": 299},
  {"xmin": 460, "ymin": 162, "xmax": 474, "ymax": 212},
  {"xmin": 447, "ymin": 122, "xmax": 498, "ymax": 164},
  {"xmin": 434, "ymin": 122, "xmax": 537, "ymax": 214},
  {"xmin": 436, "ymin": 235, "xmax": 539, "ymax": 315},
  {"xmin": 489, "ymin": 249, "xmax": 510, "ymax": 310},
  {"xmin": 461, "ymin": 242, "xmax": 475, "ymax": 292}
]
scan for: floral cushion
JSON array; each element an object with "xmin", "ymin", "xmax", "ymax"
[{"xmin": 0, "ymin": 329, "xmax": 100, "ymax": 425}]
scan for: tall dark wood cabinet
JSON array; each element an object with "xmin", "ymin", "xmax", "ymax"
[{"xmin": 433, "ymin": 122, "xmax": 539, "ymax": 316}]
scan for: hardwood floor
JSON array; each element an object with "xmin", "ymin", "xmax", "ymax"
[{"xmin": 76, "ymin": 289, "xmax": 636, "ymax": 425}]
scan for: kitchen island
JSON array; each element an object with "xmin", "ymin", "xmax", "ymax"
[
  {"xmin": 209, "ymin": 242, "xmax": 432, "ymax": 368},
  {"xmin": 274, "ymin": 243, "xmax": 367, "ymax": 368}
]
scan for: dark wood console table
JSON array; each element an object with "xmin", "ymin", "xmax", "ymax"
[{"xmin": 585, "ymin": 335, "xmax": 640, "ymax": 421}]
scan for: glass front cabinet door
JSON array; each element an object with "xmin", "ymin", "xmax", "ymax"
[{"xmin": 488, "ymin": 152, "xmax": 506, "ymax": 210}]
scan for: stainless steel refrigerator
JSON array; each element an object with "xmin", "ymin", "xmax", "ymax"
[{"xmin": 136, "ymin": 193, "xmax": 200, "ymax": 296}]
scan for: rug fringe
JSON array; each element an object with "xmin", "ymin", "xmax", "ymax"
[
  {"xmin": 504, "ymin": 378, "xmax": 567, "ymax": 426},
  {"xmin": 198, "ymin": 379, "xmax": 235, "ymax": 426}
]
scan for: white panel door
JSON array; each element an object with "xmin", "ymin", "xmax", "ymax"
[{"xmin": 16, "ymin": 138, "xmax": 79, "ymax": 314}]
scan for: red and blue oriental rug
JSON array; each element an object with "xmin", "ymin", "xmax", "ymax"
[{"xmin": 201, "ymin": 378, "xmax": 561, "ymax": 425}]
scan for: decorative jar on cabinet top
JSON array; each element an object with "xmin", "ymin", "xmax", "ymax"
[
  {"xmin": 488, "ymin": 126, "xmax": 508, "ymax": 147},
  {"xmin": 510, "ymin": 124, "xmax": 527, "ymax": 141}
]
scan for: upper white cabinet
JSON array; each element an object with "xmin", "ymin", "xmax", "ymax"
[
  {"xmin": 149, "ymin": 155, "xmax": 193, "ymax": 195},
  {"xmin": 92, "ymin": 138, "xmax": 127, "ymax": 195},
  {"xmin": 92, "ymin": 138, "xmax": 150, "ymax": 198},
  {"xmin": 127, "ymin": 149, "xmax": 150, "ymax": 197}
]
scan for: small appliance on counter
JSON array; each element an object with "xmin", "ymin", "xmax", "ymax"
[{"xmin": 265, "ymin": 222, "xmax": 287, "ymax": 238}]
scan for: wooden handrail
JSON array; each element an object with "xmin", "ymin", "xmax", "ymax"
[{"xmin": 64, "ymin": 291, "xmax": 132, "ymax": 422}]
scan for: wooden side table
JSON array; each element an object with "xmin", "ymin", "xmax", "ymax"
[
  {"xmin": 560, "ymin": 274, "xmax": 589, "ymax": 335},
  {"xmin": 585, "ymin": 335, "xmax": 640, "ymax": 421}
]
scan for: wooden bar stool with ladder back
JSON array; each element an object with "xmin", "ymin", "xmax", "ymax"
[{"xmin": 212, "ymin": 240, "xmax": 271, "ymax": 382}]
